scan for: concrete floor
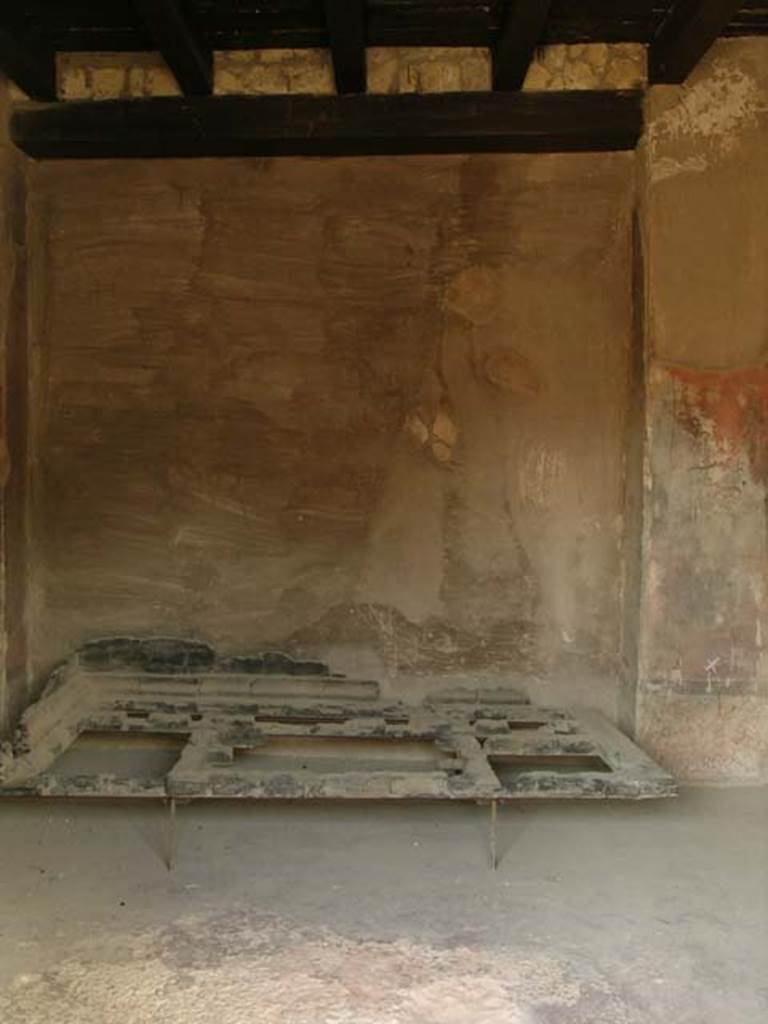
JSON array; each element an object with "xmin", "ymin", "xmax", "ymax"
[{"xmin": 0, "ymin": 789, "xmax": 766, "ymax": 1023}]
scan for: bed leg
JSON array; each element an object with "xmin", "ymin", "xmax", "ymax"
[{"xmin": 489, "ymin": 799, "xmax": 498, "ymax": 870}]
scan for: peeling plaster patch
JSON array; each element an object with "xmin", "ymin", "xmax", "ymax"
[
  {"xmin": 481, "ymin": 348, "xmax": 541, "ymax": 396},
  {"xmin": 649, "ymin": 154, "xmax": 708, "ymax": 183},
  {"xmin": 519, "ymin": 444, "xmax": 567, "ymax": 509},
  {"xmin": 648, "ymin": 61, "xmax": 767, "ymax": 181},
  {"xmin": 666, "ymin": 364, "xmax": 768, "ymax": 482},
  {"xmin": 403, "ymin": 403, "xmax": 459, "ymax": 467},
  {"xmin": 443, "ymin": 265, "xmax": 501, "ymax": 325},
  {"xmin": 404, "ymin": 411, "xmax": 430, "ymax": 447},
  {"xmin": 432, "ymin": 407, "xmax": 458, "ymax": 447},
  {"xmin": 287, "ymin": 601, "xmax": 538, "ymax": 677}
]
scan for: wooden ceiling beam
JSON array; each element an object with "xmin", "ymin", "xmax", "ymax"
[
  {"xmin": 324, "ymin": 0, "xmax": 367, "ymax": 94},
  {"xmin": 649, "ymin": 0, "xmax": 744, "ymax": 83},
  {"xmin": 0, "ymin": 25, "xmax": 56, "ymax": 101},
  {"xmin": 133, "ymin": 0, "xmax": 212, "ymax": 96},
  {"xmin": 493, "ymin": 0, "xmax": 554, "ymax": 91},
  {"xmin": 10, "ymin": 2, "xmax": 767, "ymax": 57},
  {"xmin": 11, "ymin": 90, "xmax": 643, "ymax": 160}
]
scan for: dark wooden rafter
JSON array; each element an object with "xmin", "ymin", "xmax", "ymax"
[
  {"xmin": 493, "ymin": 0, "xmax": 554, "ymax": 91},
  {"xmin": 0, "ymin": 24, "xmax": 56, "ymax": 101},
  {"xmin": 133, "ymin": 0, "xmax": 212, "ymax": 96},
  {"xmin": 324, "ymin": 0, "xmax": 367, "ymax": 94},
  {"xmin": 11, "ymin": 90, "xmax": 643, "ymax": 160},
  {"xmin": 649, "ymin": 0, "xmax": 745, "ymax": 83},
  {"xmin": 4, "ymin": 2, "xmax": 767, "ymax": 57}
]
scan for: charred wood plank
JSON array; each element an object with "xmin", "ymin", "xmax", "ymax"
[
  {"xmin": 133, "ymin": 0, "xmax": 212, "ymax": 96},
  {"xmin": 13, "ymin": 0, "xmax": 764, "ymax": 55},
  {"xmin": 0, "ymin": 24, "xmax": 56, "ymax": 101},
  {"xmin": 11, "ymin": 90, "xmax": 643, "ymax": 159},
  {"xmin": 324, "ymin": 0, "xmax": 367, "ymax": 94},
  {"xmin": 649, "ymin": 0, "xmax": 744, "ymax": 83},
  {"xmin": 493, "ymin": 0, "xmax": 554, "ymax": 91}
]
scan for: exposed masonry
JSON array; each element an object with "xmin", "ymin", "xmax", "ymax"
[
  {"xmin": 524, "ymin": 43, "xmax": 646, "ymax": 91},
  {"xmin": 56, "ymin": 44, "xmax": 647, "ymax": 101},
  {"xmin": 0, "ymin": 638, "xmax": 675, "ymax": 801}
]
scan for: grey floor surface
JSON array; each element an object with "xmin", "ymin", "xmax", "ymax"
[{"xmin": 0, "ymin": 787, "xmax": 766, "ymax": 1023}]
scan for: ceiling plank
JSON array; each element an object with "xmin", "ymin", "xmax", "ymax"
[
  {"xmin": 0, "ymin": 25, "xmax": 56, "ymax": 101},
  {"xmin": 324, "ymin": 0, "xmax": 367, "ymax": 94},
  {"xmin": 11, "ymin": 90, "xmax": 643, "ymax": 160},
  {"xmin": 649, "ymin": 0, "xmax": 744, "ymax": 83},
  {"xmin": 133, "ymin": 0, "xmax": 212, "ymax": 96},
  {"xmin": 18, "ymin": 1, "xmax": 767, "ymax": 55},
  {"xmin": 493, "ymin": 0, "xmax": 554, "ymax": 91}
]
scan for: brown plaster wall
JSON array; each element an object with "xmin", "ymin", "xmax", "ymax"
[
  {"xmin": 0, "ymin": 78, "xmax": 29, "ymax": 736},
  {"xmin": 10, "ymin": 41, "xmax": 768, "ymax": 785},
  {"xmin": 28, "ymin": 152, "xmax": 636, "ymax": 712},
  {"xmin": 639, "ymin": 38, "xmax": 768, "ymax": 783}
]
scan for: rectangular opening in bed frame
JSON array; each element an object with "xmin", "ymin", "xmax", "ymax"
[
  {"xmin": 233, "ymin": 736, "xmax": 453, "ymax": 774},
  {"xmin": 48, "ymin": 731, "xmax": 190, "ymax": 781},
  {"xmin": 489, "ymin": 753, "xmax": 612, "ymax": 783}
]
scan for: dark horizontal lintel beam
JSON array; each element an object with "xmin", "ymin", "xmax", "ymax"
[
  {"xmin": 494, "ymin": 0, "xmax": 554, "ymax": 91},
  {"xmin": 649, "ymin": 0, "xmax": 743, "ymax": 83},
  {"xmin": 133, "ymin": 0, "xmax": 212, "ymax": 96},
  {"xmin": 0, "ymin": 26, "xmax": 56, "ymax": 101},
  {"xmin": 10, "ymin": 90, "xmax": 644, "ymax": 160},
  {"xmin": 324, "ymin": 0, "xmax": 366, "ymax": 94}
]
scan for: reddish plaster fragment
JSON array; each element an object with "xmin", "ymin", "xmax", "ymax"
[{"xmin": 666, "ymin": 365, "xmax": 768, "ymax": 482}]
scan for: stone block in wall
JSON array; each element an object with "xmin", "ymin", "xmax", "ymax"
[
  {"xmin": 367, "ymin": 48, "xmax": 490, "ymax": 93},
  {"xmin": 523, "ymin": 43, "xmax": 647, "ymax": 91},
  {"xmin": 55, "ymin": 43, "xmax": 641, "ymax": 100},
  {"xmin": 58, "ymin": 53, "xmax": 181, "ymax": 99},
  {"xmin": 215, "ymin": 49, "xmax": 335, "ymax": 96}
]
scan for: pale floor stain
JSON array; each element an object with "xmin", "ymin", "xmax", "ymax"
[{"xmin": 0, "ymin": 910, "xmax": 632, "ymax": 1024}]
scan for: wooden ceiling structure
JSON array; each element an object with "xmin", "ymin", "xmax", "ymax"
[{"xmin": 2, "ymin": 1, "xmax": 766, "ymax": 157}]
